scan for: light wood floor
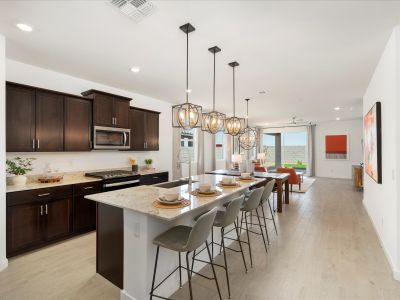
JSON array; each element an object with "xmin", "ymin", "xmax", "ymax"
[{"xmin": 1, "ymin": 178, "xmax": 399, "ymax": 300}]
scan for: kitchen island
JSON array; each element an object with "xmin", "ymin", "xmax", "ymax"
[{"xmin": 86, "ymin": 174, "xmax": 265, "ymax": 300}]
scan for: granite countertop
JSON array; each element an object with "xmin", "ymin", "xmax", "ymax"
[
  {"xmin": 85, "ymin": 174, "xmax": 265, "ymax": 221},
  {"xmin": 6, "ymin": 168, "xmax": 168, "ymax": 193},
  {"xmin": 207, "ymin": 169, "xmax": 290, "ymax": 180}
]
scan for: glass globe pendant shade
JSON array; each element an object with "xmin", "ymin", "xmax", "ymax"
[
  {"xmin": 172, "ymin": 102, "xmax": 202, "ymax": 129},
  {"xmin": 239, "ymin": 126, "xmax": 257, "ymax": 150},
  {"xmin": 225, "ymin": 116, "xmax": 245, "ymax": 136},
  {"xmin": 201, "ymin": 111, "xmax": 226, "ymax": 133}
]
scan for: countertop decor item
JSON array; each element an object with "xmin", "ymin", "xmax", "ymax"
[
  {"xmin": 201, "ymin": 46, "xmax": 225, "ymax": 134},
  {"xmin": 152, "ymin": 199, "xmax": 190, "ymax": 209},
  {"xmin": 6, "ymin": 157, "xmax": 35, "ymax": 186},
  {"xmin": 172, "ymin": 23, "xmax": 203, "ymax": 130},
  {"xmin": 239, "ymin": 98, "xmax": 257, "ymax": 150},
  {"xmin": 190, "ymin": 189, "xmax": 222, "ymax": 197},
  {"xmin": 145, "ymin": 158, "xmax": 153, "ymax": 169},
  {"xmin": 129, "ymin": 157, "xmax": 138, "ymax": 172},
  {"xmin": 224, "ymin": 61, "xmax": 245, "ymax": 136},
  {"xmin": 38, "ymin": 175, "xmax": 64, "ymax": 183}
]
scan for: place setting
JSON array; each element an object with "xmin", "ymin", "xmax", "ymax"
[
  {"xmin": 153, "ymin": 190, "xmax": 190, "ymax": 209},
  {"xmin": 238, "ymin": 172, "xmax": 257, "ymax": 182},
  {"xmin": 190, "ymin": 183, "xmax": 222, "ymax": 197},
  {"xmin": 217, "ymin": 176, "xmax": 241, "ymax": 188}
]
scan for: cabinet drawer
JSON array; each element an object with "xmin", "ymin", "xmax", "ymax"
[
  {"xmin": 7, "ymin": 185, "xmax": 73, "ymax": 206},
  {"xmin": 140, "ymin": 172, "xmax": 169, "ymax": 185},
  {"xmin": 73, "ymin": 181, "xmax": 103, "ymax": 196}
]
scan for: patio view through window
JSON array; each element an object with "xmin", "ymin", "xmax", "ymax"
[{"xmin": 262, "ymin": 131, "xmax": 307, "ymax": 171}]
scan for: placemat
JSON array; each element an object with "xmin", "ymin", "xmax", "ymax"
[
  {"xmin": 217, "ymin": 183, "xmax": 241, "ymax": 188},
  {"xmin": 152, "ymin": 199, "xmax": 191, "ymax": 209},
  {"xmin": 190, "ymin": 190, "xmax": 223, "ymax": 197},
  {"xmin": 238, "ymin": 177, "xmax": 257, "ymax": 182}
]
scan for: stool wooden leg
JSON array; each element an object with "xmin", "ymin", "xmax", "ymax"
[
  {"xmin": 150, "ymin": 246, "xmax": 160, "ymax": 300},
  {"xmin": 244, "ymin": 212, "xmax": 253, "ymax": 268},
  {"xmin": 256, "ymin": 208, "xmax": 268, "ymax": 253},
  {"xmin": 205, "ymin": 241, "xmax": 222, "ymax": 300},
  {"xmin": 185, "ymin": 252, "xmax": 194, "ymax": 300},
  {"xmin": 234, "ymin": 220, "xmax": 248, "ymax": 273}
]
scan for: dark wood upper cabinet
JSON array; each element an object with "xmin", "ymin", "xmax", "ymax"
[
  {"xmin": 82, "ymin": 90, "xmax": 131, "ymax": 128},
  {"xmin": 64, "ymin": 96, "xmax": 92, "ymax": 151},
  {"xmin": 130, "ymin": 109, "xmax": 146, "ymax": 151},
  {"xmin": 36, "ymin": 91, "xmax": 64, "ymax": 152},
  {"xmin": 6, "ymin": 84, "xmax": 36, "ymax": 152},
  {"xmin": 145, "ymin": 111, "xmax": 159, "ymax": 150},
  {"xmin": 113, "ymin": 98, "xmax": 130, "ymax": 128},
  {"xmin": 129, "ymin": 107, "xmax": 160, "ymax": 151},
  {"xmin": 92, "ymin": 93, "xmax": 114, "ymax": 127}
]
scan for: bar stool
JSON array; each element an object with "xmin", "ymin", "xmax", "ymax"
[
  {"xmin": 259, "ymin": 179, "xmax": 278, "ymax": 236},
  {"xmin": 192, "ymin": 195, "xmax": 247, "ymax": 299},
  {"xmin": 239, "ymin": 187, "xmax": 267, "ymax": 267},
  {"xmin": 150, "ymin": 207, "xmax": 221, "ymax": 300}
]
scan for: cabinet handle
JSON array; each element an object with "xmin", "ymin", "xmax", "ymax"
[
  {"xmin": 45, "ymin": 204, "xmax": 48, "ymax": 215},
  {"xmin": 115, "ymin": 117, "xmax": 117, "ymax": 125},
  {"xmin": 38, "ymin": 193, "xmax": 50, "ymax": 197},
  {"xmin": 84, "ymin": 186, "xmax": 94, "ymax": 190},
  {"xmin": 40, "ymin": 205, "xmax": 43, "ymax": 216},
  {"xmin": 37, "ymin": 139, "xmax": 40, "ymax": 149},
  {"xmin": 153, "ymin": 176, "xmax": 159, "ymax": 179},
  {"xmin": 32, "ymin": 139, "xmax": 35, "ymax": 149}
]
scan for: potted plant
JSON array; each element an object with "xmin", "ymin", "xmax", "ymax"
[
  {"xmin": 6, "ymin": 157, "xmax": 35, "ymax": 186},
  {"xmin": 144, "ymin": 158, "xmax": 153, "ymax": 170}
]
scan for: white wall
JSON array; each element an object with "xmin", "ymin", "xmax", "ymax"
[
  {"xmin": 314, "ymin": 119, "xmax": 363, "ymax": 179},
  {"xmin": 0, "ymin": 35, "xmax": 7, "ymax": 271},
  {"xmin": 5, "ymin": 59, "xmax": 173, "ymax": 176},
  {"xmin": 363, "ymin": 26, "xmax": 400, "ymax": 280}
]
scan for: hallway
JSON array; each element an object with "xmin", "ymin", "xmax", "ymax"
[{"xmin": 0, "ymin": 178, "xmax": 399, "ymax": 299}]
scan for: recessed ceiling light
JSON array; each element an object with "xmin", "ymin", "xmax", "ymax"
[
  {"xmin": 334, "ymin": 106, "xmax": 340, "ymax": 111},
  {"xmin": 336, "ymin": 117, "xmax": 341, "ymax": 121},
  {"xmin": 16, "ymin": 23, "xmax": 33, "ymax": 32},
  {"xmin": 130, "ymin": 66, "xmax": 140, "ymax": 73}
]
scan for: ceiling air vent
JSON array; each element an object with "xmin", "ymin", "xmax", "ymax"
[{"xmin": 108, "ymin": 0, "xmax": 156, "ymax": 22}]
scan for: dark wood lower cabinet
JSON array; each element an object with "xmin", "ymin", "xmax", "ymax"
[
  {"xmin": 97, "ymin": 203, "xmax": 124, "ymax": 289},
  {"xmin": 6, "ymin": 202, "xmax": 43, "ymax": 254},
  {"xmin": 44, "ymin": 198, "xmax": 73, "ymax": 241}
]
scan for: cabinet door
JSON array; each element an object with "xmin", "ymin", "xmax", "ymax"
[
  {"xmin": 6, "ymin": 202, "xmax": 43, "ymax": 255},
  {"xmin": 130, "ymin": 109, "xmax": 146, "ymax": 151},
  {"xmin": 113, "ymin": 98, "xmax": 130, "ymax": 128},
  {"xmin": 145, "ymin": 112, "xmax": 159, "ymax": 150},
  {"xmin": 93, "ymin": 94, "xmax": 114, "ymax": 127},
  {"xmin": 64, "ymin": 96, "xmax": 92, "ymax": 151},
  {"xmin": 44, "ymin": 198, "xmax": 72, "ymax": 241},
  {"xmin": 6, "ymin": 84, "xmax": 36, "ymax": 152},
  {"xmin": 74, "ymin": 195, "xmax": 96, "ymax": 233},
  {"xmin": 36, "ymin": 91, "xmax": 64, "ymax": 152}
]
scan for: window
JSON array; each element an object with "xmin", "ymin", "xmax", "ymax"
[
  {"xmin": 215, "ymin": 131, "xmax": 224, "ymax": 160},
  {"xmin": 262, "ymin": 133, "xmax": 276, "ymax": 169},
  {"xmin": 180, "ymin": 129, "xmax": 196, "ymax": 162},
  {"xmin": 281, "ymin": 131, "xmax": 307, "ymax": 171}
]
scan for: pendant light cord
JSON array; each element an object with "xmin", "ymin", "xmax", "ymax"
[
  {"xmin": 186, "ymin": 25, "xmax": 189, "ymax": 103},
  {"xmin": 246, "ymin": 99, "xmax": 249, "ymax": 127},
  {"xmin": 213, "ymin": 51, "xmax": 216, "ymax": 110},
  {"xmin": 233, "ymin": 66, "xmax": 236, "ymax": 117}
]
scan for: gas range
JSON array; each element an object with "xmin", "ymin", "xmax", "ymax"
[{"xmin": 85, "ymin": 170, "xmax": 141, "ymax": 191}]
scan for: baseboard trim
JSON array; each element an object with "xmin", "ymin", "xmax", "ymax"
[
  {"xmin": 120, "ymin": 289, "xmax": 137, "ymax": 300},
  {"xmin": 362, "ymin": 200, "xmax": 400, "ymax": 281},
  {"xmin": 0, "ymin": 258, "xmax": 8, "ymax": 272}
]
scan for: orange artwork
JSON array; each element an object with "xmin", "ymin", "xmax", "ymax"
[
  {"xmin": 325, "ymin": 135, "xmax": 348, "ymax": 159},
  {"xmin": 364, "ymin": 102, "xmax": 382, "ymax": 183}
]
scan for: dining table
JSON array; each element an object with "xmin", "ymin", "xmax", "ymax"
[{"xmin": 206, "ymin": 169, "xmax": 291, "ymax": 213}]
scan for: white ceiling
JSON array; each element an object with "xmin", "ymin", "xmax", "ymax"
[{"xmin": 1, "ymin": 0, "xmax": 400, "ymax": 125}]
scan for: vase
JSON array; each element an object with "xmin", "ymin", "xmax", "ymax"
[
  {"xmin": 146, "ymin": 164, "xmax": 153, "ymax": 170},
  {"xmin": 11, "ymin": 175, "xmax": 27, "ymax": 186}
]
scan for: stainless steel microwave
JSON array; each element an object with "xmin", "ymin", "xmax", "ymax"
[{"xmin": 93, "ymin": 126, "xmax": 130, "ymax": 150}]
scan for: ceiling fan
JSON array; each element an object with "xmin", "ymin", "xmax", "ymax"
[{"xmin": 265, "ymin": 116, "xmax": 312, "ymax": 128}]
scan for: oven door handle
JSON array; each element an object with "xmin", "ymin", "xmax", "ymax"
[{"xmin": 104, "ymin": 180, "xmax": 140, "ymax": 188}]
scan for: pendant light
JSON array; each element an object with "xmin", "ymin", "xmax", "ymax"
[
  {"xmin": 225, "ymin": 62, "xmax": 245, "ymax": 136},
  {"xmin": 201, "ymin": 46, "xmax": 226, "ymax": 133},
  {"xmin": 239, "ymin": 98, "xmax": 257, "ymax": 150},
  {"xmin": 172, "ymin": 23, "xmax": 202, "ymax": 129}
]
